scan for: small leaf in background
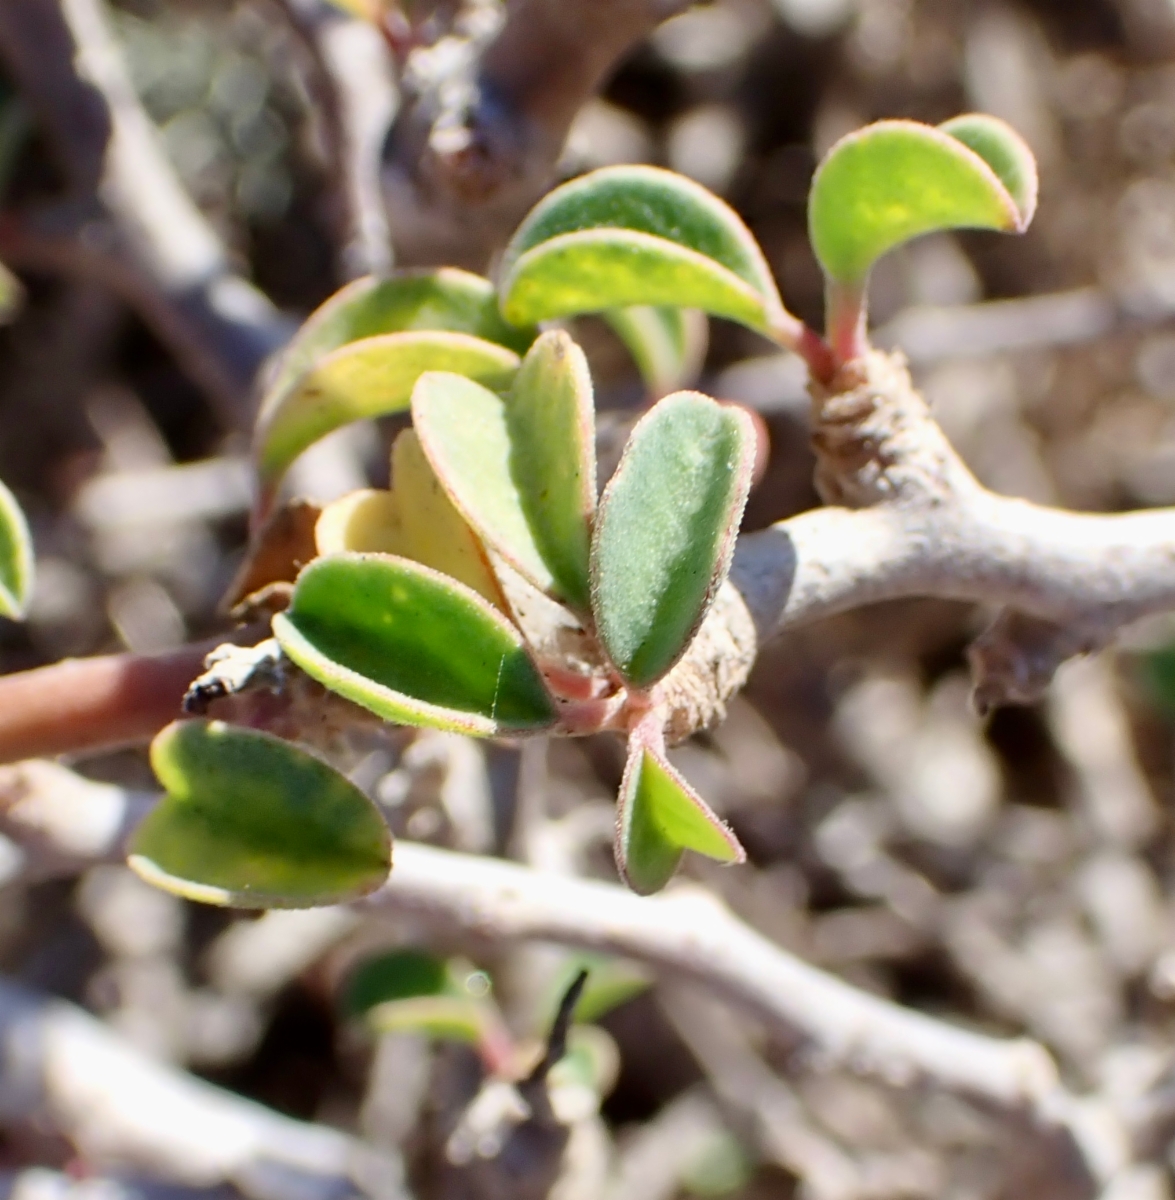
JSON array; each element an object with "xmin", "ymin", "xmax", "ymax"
[
  {"xmin": 0, "ymin": 261, "xmax": 23, "ymax": 326},
  {"xmin": 367, "ymin": 996, "xmax": 493, "ymax": 1045},
  {"xmin": 253, "ymin": 331, "xmax": 520, "ymax": 513},
  {"xmin": 130, "ymin": 720, "xmax": 391, "ymax": 908},
  {"xmin": 499, "ymin": 165, "xmax": 794, "ymax": 340},
  {"xmin": 0, "ymin": 478, "xmax": 33, "ymax": 619},
  {"xmin": 591, "ymin": 392, "xmax": 755, "ymax": 688},
  {"xmin": 603, "ymin": 306, "xmax": 709, "ymax": 395},
  {"xmin": 264, "ymin": 269, "xmax": 533, "ymax": 406},
  {"xmin": 273, "ymin": 553, "xmax": 556, "ymax": 736},
  {"xmin": 343, "ymin": 948, "xmax": 451, "ymax": 1017},
  {"xmin": 316, "ymin": 429, "xmax": 506, "ymax": 609},
  {"xmin": 545, "ymin": 956, "xmax": 651, "ymax": 1026},
  {"xmin": 808, "ymin": 117, "xmax": 1036, "ymax": 284},
  {"xmin": 616, "ymin": 739, "xmax": 744, "ymax": 895},
  {"xmin": 412, "ymin": 330, "xmax": 596, "ymax": 611},
  {"xmin": 682, "ymin": 1129, "xmax": 754, "ymax": 1197}
]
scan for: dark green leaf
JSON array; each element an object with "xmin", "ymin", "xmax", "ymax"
[
  {"xmin": 591, "ymin": 393, "xmax": 754, "ymax": 687},
  {"xmin": 0, "ymin": 477, "xmax": 32, "ymax": 619},
  {"xmin": 808, "ymin": 118, "xmax": 1035, "ymax": 284},
  {"xmin": 130, "ymin": 720, "xmax": 391, "ymax": 908},
  {"xmin": 343, "ymin": 949, "xmax": 451, "ymax": 1017},
  {"xmin": 412, "ymin": 330, "xmax": 596, "ymax": 611},
  {"xmin": 273, "ymin": 553, "xmax": 556, "ymax": 736},
  {"xmin": 615, "ymin": 739, "xmax": 744, "ymax": 896},
  {"xmin": 499, "ymin": 166, "xmax": 793, "ymax": 339}
]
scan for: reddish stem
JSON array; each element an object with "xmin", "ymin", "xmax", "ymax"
[{"xmin": 825, "ymin": 280, "xmax": 869, "ymax": 366}]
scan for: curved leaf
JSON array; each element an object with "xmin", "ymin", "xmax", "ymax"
[
  {"xmin": 808, "ymin": 118, "xmax": 1035, "ymax": 284},
  {"xmin": 499, "ymin": 165, "xmax": 790, "ymax": 337},
  {"xmin": 938, "ymin": 114, "xmax": 1037, "ymax": 226},
  {"xmin": 591, "ymin": 393, "xmax": 754, "ymax": 688},
  {"xmin": 0, "ymin": 477, "xmax": 33, "ymax": 619},
  {"xmin": 130, "ymin": 719, "xmax": 391, "ymax": 908},
  {"xmin": 603, "ymin": 306, "xmax": 708, "ymax": 394},
  {"xmin": 253, "ymin": 331, "xmax": 520, "ymax": 508},
  {"xmin": 412, "ymin": 333, "xmax": 596, "ymax": 610},
  {"xmin": 343, "ymin": 948, "xmax": 451, "ymax": 1017},
  {"xmin": 273, "ymin": 553, "xmax": 556, "ymax": 736},
  {"xmin": 316, "ymin": 429, "xmax": 506, "ymax": 608},
  {"xmin": 367, "ymin": 996, "xmax": 491, "ymax": 1044},
  {"xmin": 615, "ymin": 738, "xmax": 744, "ymax": 896},
  {"xmin": 264, "ymin": 269, "xmax": 534, "ymax": 405}
]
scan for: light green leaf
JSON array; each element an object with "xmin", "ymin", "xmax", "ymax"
[
  {"xmin": 0, "ymin": 477, "xmax": 33, "ymax": 619},
  {"xmin": 938, "ymin": 114, "xmax": 1038, "ymax": 225},
  {"xmin": 808, "ymin": 117, "xmax": 1036, "ymax": 284},
  {"xmin": 499, "ymin": 165, "xmax": 791, "ymax": 338},
  {"xmin": 616, "ymin": 740, "xmax": 744, "ymax": 896},
  {"xmin": 412, "ymin": 330, "xmax": 597, "ymax": 611},
  {"xmin": 130, "ymin": 719, "xmax": 391, "ymax": 909},
  {"xmin": 273, "ymin": 552, "xmax": 556, "ymax": 736},
  {"xmin": 367, "ymin": 996, "xmax": 491, "ymax": 1045},
  {"xmin": 253, "ymin": 331, "xmax": 520, "ymax": 509},
  {"xmin": 604, "ymin": 306, "xmax": 708, "ymax": 394},
  {"xmin": 547, "ymin": 956, "xmax": 651, "ymax": 1026},
  {"xmin": 591, "ymin": 392, "xmax": 754, "ymax": 688}
]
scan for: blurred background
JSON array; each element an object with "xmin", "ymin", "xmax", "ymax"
[{"xmin": 3, "ymin": 0, "xmax": 1175, "ymax": 1197}]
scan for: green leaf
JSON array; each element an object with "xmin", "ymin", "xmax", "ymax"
[
  {"xmin": 547, "ymin": 956, "xmax": 651, "ymax": 1025},
  {"xmin": 412, "ymin": 332, "xmax": 596, "ymax": 610},
  {"xmin": 0, "ymin": 260, "xmax": 22, "ymax": 326},
  {"xmin": 272, "ymin": 553, "xmax": 556, "ymax": 736},
  {"xmin": 343, "ymin": 948, "xmax": 451, "ymax": 1017},
  {"xmin": 130, "ymin": 720, "xmax": 391, "ymax": 909},
  {"xmin": 808, "ymin": 117, "xmax": 1036, "ymax": 284},
  {"xmin": 254, "ymin": 331, "xmax": 521, "ymax": 509},
  {"xmin": 616, "ymin": 740, "xmax": 744, "ymax": 896},
  {"xmin": 0, "ymin": 477, "xmax": 33, "ymax": 619},
  {"xmin": 499, "ymin": 165, "xmax": 791, "ymax": 338},
  {"xmin": 939, "ymin": 114, "xmax": 1038, "ymax": 225},
  {"xmin": 604, "ymin": 306, "xmax": 708, "ymax": 394},
  {"xmin": 367, "ymin": 996, "xmax": 492, "ymax": 1045},
  {"xmin": 591, "ymin": 392, "xmax": 754, "ymax": 688}
]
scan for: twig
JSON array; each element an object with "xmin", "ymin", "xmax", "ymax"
[
  {"xmin": 0, "ymin": 0, "xmax": 292, "ymax": 422},
  {"xmin": 0, "ymin": 977, "xmax": 404, "ymax": 1200}
]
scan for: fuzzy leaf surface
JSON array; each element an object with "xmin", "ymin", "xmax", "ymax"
[
  {"xmin": 0, "ymin": 478, "xmax": 33, "ymax": 619},
  {"xmin": 412, "ymin": 332, "xmax": 596, "ymax": 610},
  {"xmin": 315, "ymin": 430, "xmax": 505, "ymax": 608},
  {"xmin": 603, "ymin": 306, "xmax": 708, "ymax": 394},
  {"xmin": 591, "ymin": 393, "xmax": 754, "ymax": 687},
  {"xmin": 254, "ymin": 331, "xmax": 519, "ymax": 507},
  {"xmin": 808, "ymin": 118, "xmax": 1035, "ymax": 284},
  {"xmin": 616, "ymin": 742, "xmax": 744, "ymax": 895},
  {"xmin": 499, "ymin": 166, "xmax": 788, "ymax": 336},
  {"xmin": 130, "ymin": 720, "xmax": 390, "ymax": 908},
  {"xmin": 273, "ymin": 553, "xmax": 555, "ymax": 736}
]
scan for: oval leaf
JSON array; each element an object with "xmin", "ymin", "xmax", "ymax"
[
  {"xmin": 273, "ymin": 553, "xmax": 556, "ymax": 736},
  {"xmin": 316, "ymin": 429, "xmax": 506, "ymax": 609},
  {"xmin": 499, "ymin": 165, "xmax": 791, "ymax": 338},
  {"xmin": 615, "ymin": 739, "xmax": 744, "ymax": 896},
  {"xmin": 344, "ymin": 948, "xmax": 451, "ymax": 1017},
  {"xmin": 603, "ymin": 306, "xmax": 708, "ymax": 395},
  {"xmin": 591, "ymin": 393, "xmax": 754, "ymax": 688},
  {"xmin": 130, "ymin": 719, "xmax": 391, "ymax": 908},
  {"xmin": 0, "ymin": 478, "xmax": 33, "ymax": 619},
  {"xmin": 265, "ymin": 269, "xmax": 533, "ymax": 405},
  {"xmin": 938, "ymin": 113, "xmax": 1038, "ymax": 226},
  {"xmin": 808, "ymin": 118, "xmax": 1034, "ymax": 284},
  {"xmin": 254, "ymin": 331, "xmax": 520, "ymax": 511},
  {"xmin": 412, "ymin": 331, "xmax": 596, "ymax": 612}
]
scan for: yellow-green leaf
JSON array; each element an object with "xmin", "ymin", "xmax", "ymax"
[{"xmin": 0, "ymin": 477, "xmax": 33, "ymax": 619}]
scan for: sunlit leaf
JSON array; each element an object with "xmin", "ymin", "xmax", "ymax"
[
  {"xmin": 591, "ymin": 392, "xmax": 755, "ymax": 687},
  {"xmin": 615, "ymin": 739, "xmax": 744, "ymax": 895},
  {"xmin": 367, "ymin": 996, "xmax": 491, "ymax": 1045},
  {"xmin": 499, "ymin": 165, "xmax": 793, "ymax": 339},
  {"xmin": 808, "ymin": 117, "xmax": 1036, "ymax": 284},
  {"xmin": 343, "ymin": 948, "xmax": 451, "ymax": 1017},
  {"xmin": 273, "ymin": 553, "xmax": 556, "ymax": 736},
  {"xmin": 0, "ymin": 477, "xmax": 33, "ymax": 619},
  {"xmin": 0, "ymin": 260, "xmax": 22, "ymax": 325},
  {"xmin": 316, "ymin": 430, "xmax": 506, "ymax": 609},
  {"xmin": 412, "ymin": 329, "xmax": 596, "ymax": 611},
  {"xmin": 130, "ymin": 720, "xmax": 391, "ymax": 908},
  {"xmin": 254, "ymin": 331, "xmax": 520, "ymax": 512},
  {"xmin": 603, "ymin": 306, "xmax": 708, "ymax": 394}
]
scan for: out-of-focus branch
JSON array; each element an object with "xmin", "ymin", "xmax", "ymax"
[
  {"xmin": 0, "ymin": 0, "xmax": 293, "ymax": 423},
  {"xmin": 0, "ymin": 978, "xmax": 402, "ymax": 1200},
  {"xmin": 382, "ymin": 0, "xmax": 691, "ymax": 268},
  {"xmin": 721, "ymin": 350, "xmax": 1175, "ymax": 710}
]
